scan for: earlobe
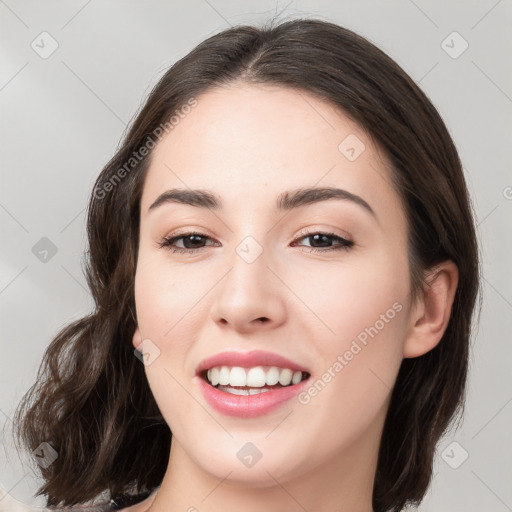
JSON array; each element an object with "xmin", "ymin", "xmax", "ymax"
[
  {"xmin": 403, "ymin": 260, "xmax": 459, "ymax": 358},
  {"xmin": 132, "ymin": 327, "xmax": 142, "ymax": 349}
]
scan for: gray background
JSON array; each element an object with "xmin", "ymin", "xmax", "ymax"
[{"xmin": 1, "ymin": 1, "xmax": 511, "ymax": 511}]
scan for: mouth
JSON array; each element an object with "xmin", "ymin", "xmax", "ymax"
[
  {"xmin": 195, "ymin": 350, "xmax": 311, "ymax": 417},
  {"xmin": 200, "ymin": 365, "xmax": 311, "ymax": 395}
]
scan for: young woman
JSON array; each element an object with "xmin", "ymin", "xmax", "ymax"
[{"xmin": 14, "ymin": 17, "xmax": 480, "ymax": 512}]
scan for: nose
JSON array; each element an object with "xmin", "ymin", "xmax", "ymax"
[{"xmin": 210, "ymin": 245, "xmax": 287, "ymax": 334}]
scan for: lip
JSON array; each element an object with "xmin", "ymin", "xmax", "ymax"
[
  {"xmin": 197, "ymin": 374, "xmax": 310, "ymax": 418},
  {"xmin": 196, "ymin": 350, "xmax": 309, "ymax": 374},
  {"xmin": 195, "ymin": 350, "xmax": 310, "ymax": 418}
]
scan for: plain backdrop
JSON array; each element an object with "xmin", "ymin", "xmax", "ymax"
[{"xmin": 1, "ymin": 1, "xmax": 511, "ymax": 511}]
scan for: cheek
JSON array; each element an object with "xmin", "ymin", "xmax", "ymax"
[
  {"xmin": 292, "ymin": 251, "xmax": 409, "ymax": 414},
  {"xmin": 134, "ymin": 253, "xmax": 206, "ymax": 341},
  {"xmin": 133, "ymin": 257, "xmax": 197, "ymax": 431},
  {"xmin": 290, "ymin": 249, "xmax": 409, "ymax": 346}
]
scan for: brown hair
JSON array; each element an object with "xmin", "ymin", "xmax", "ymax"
[{"xmin": 14, "ymin": 17, "xmax": 480, "ymax": 512}]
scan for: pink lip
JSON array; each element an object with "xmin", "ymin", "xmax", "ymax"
[
  {"xmin": 197, "ymin": 375, "xmax": 310, "ymax": 418},
  {"xmin": 196, "ymin": 350, "xmax": 309, "ymax": 374},
  {"xmin": 195, "ymin": 350, "xmax": 310, "ymax": 418}
]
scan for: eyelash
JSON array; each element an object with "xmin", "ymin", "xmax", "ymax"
[{"xmin": 157, "ymin": 230, "xmax": 354, "ymax": 254}]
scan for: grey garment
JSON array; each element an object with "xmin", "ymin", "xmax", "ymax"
[
  {"xmin": 45, "ymin": 489, "xmax": 157, "ymax": 511},
  {"xmin": 0, "ymin": 487, "xmax": 160, "ymax": 512},
  {"xmin": 44, "ymin": 491, "xmax": 115, "ymax": 511},
  {"xmin": 0, "ymin": 490, "xmax": 114, "ymax": 512}
]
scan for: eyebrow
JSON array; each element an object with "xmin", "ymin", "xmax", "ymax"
[{"xmin": 148, "ymin": 186, "xmax": 376, "ymax": 217}]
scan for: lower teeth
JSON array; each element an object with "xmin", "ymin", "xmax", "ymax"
[{"xmin": 216, "ymin": 385, "xmax": 278, "ymax": 395}]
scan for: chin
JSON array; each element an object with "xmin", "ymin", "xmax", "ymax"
[{"xmin": 185, "ymin": 435, "xmax": 315, "ymax": 488}]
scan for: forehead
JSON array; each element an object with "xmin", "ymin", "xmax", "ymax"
[{"xmin": 140, "ymin": 83, "xmax": 399, "ymax": 217}]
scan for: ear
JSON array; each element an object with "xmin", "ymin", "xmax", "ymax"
[
  {"xmin": 132, "ymin": 326, "xmax": 142, "ymax": 349},
  {"xmin": 403, "ymin": 260, "xmax": 459, "ymax": 358}
]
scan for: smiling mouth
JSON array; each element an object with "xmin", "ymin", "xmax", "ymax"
[{"xmin": 201, "ymin": 365, "xmax": 311, "ymax": 395}]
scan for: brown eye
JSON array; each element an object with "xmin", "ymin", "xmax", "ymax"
[
  {"xmin": 158, "ymin": 232, "xmax": 218, "ymax": 253},
  {"xmin": 177, "ymin": 234, "xmax": 208, "ymax": 249},
  {"xmin": 292, "ymin": 231, "xmax": 354, "ymax": 252}
]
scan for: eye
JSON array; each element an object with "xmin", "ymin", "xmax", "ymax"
[
  {"xmin": 291, "ymin": 230, "xmax": 354, "ymax": 253},
  {"xmin": 158, "ymin": 230, "xmax": 354, "ymax": 254},
  {"xmin": 158, "ymin": 232, "xmax": 218, "ymax": 254}
]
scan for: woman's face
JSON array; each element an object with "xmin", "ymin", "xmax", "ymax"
[{"xmin": 133, "ymin": 83, "xmax": 415, "ymax": 486}]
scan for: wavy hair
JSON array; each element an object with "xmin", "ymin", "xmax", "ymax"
[{"xmin": 14, "ymin": 17, "xmax": 480, "ymax": 512}]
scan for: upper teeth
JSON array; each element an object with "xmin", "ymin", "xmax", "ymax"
[{"xmin": 206, "ymin": 366, "xmax": 305, "ymax": 387}]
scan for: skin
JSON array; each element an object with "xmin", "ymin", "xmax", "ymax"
[{"xmin": 130, "ymin": 83, "xmax": 458, "ymax": 512}]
